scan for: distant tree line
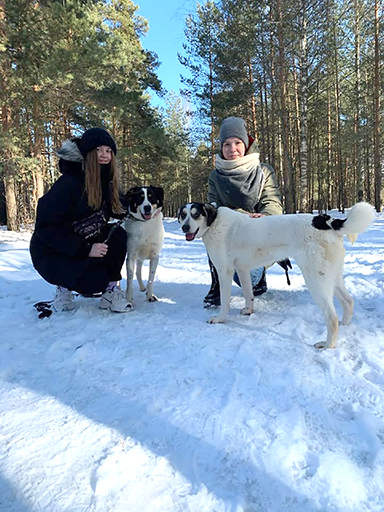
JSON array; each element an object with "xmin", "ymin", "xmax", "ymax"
[
  {"xmin": 180, "ymin": 0, "xmax": 383, "ymax": 214},
  {"xmin": 0, "ymin": 0, "xmax": 382, "ymax": 231},
  {"xmin": 0, "ymin": 0, "xmax": 198, "ymax": 229}
]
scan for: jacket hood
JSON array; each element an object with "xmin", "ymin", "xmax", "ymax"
[
  {"xmin": 56, "ymin": 139, "xmax": 84, "ymax": 163},
  {"xmin": 56, "ymin": 139, "xmax": 84, "ymax": 177}
]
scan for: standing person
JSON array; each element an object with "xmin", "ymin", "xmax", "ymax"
[
  {"xmin": 30, "ymin": 127, "xmax": 131, "ymax": 313},
  {"xmin": 204, "ymin": 116, "xmax": 284, "ymax": 308}
]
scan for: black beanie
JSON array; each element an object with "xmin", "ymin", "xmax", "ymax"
[
  {"xmin": 219, "ymin": 117, "xmax": 249, "ymax": 149},
  {"xmin": 78, "ymin": 128, "xmax": 117, "ymax": 157}
]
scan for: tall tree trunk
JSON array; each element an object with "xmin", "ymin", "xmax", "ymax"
[
  {"xmin": 363, "ymin": 70, "xmax": 371, "ymax": 204},
  {"xmin": 208, "ymin": 46, "xmax": 215, "ymax": 168},
  {"xmin": 247, "ymin": 59, "xmax": 258, "ymax": 142},
  {"xmin": 373, "ymin": 0, "xmax": 381, "ymax": 212},
  {"xmin": 31, "ymin": 98, "xmax": 46, "ymax": 210},
  {"xmin": 298, "ymin": 0, "xmax": 309, "ymax": 212},
  {"xmin": 276, "ymin": 0, "xmax": 295, "ymax": 212},
  {"xmin": 2, "ymin": 105, "xmax": 19, "ymax": 230},
  {"xmin": 0, "ymin": 0, "xmax": 19, "ymax": 230},
  {"xmin": 259, "ymin": 83, "xmax": 267, "ymax": 160},
  {"xmin": 292, "ymin": 61, "xmax": 302, "ymax": 208},
  {"xmin": 327, "ymin": 88, "xmax": 333, "ymax": 210},
  {"xmin": 269, "ymin": 6, "xmax": 277, "ymax": 171},
  {"xmin": 333, "ymin": 22, "xmax": 344, "ymax": 212},
  {"xmin": 354, "ymin": 0, "xmax": 363, "ymax": 202}
]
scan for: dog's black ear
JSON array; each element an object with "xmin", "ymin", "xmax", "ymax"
[
  {"xmin": 203, "ymin": 203, "xmax": 217, "ymax": 226},
  {"xmin": 151, "ymin": 186, "xmax": 164, "ymax": 206},
  {"xmin": 126, "ymin": 186, "xmax": 141, "ymax": 198},
  {"xmin": 177, "ymin": 205, "xmax": 185, "ymax": 221}
]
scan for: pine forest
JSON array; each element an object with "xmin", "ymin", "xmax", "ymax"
[{"xmin": 0, "ymin": 0, "xmax": 383, "ymax": 229}]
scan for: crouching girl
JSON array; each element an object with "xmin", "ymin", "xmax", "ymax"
[{"xmin": 30, "ymin": 128, "xmax": 131, "ymax": 313}]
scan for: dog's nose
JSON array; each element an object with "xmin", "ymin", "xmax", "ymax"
[
  {"xmin": 182, "ymin": 224, "xmax": 190, "ymax": 233},
  {"xmin": 143, "ymin": 204, "xmax": 151, "ymax": 213}
]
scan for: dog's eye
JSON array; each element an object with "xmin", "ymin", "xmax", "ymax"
[
  {"xmin": 191, "ymin": 212, "xmax": 200, "ymax": 220},
  {"xmin": 179, "ymin": 211, "xmax": 187, "ymax": 220}
]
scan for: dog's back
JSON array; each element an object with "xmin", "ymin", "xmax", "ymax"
[{"xmin": 205, "ymin": 203, "xmax": 374, "ymax": 269}]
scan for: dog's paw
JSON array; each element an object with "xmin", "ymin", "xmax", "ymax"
[
  {"xmin": 147, "ymin": 295, "xmax": 158, "ymax": 303},
  {"xmin": 140, "ymin": 286, "xmax": 146, "ymax": 292},
  {"xmin": 314, "ymin": 341, "xmax": 332, "ymax": 350},
  {"xmin": 207, "ymin": 316, "xmax": 225, "ymax": 324},
  {"xmin": 241, "ymin": 307, "xmax": 254, "ymax": 316}
]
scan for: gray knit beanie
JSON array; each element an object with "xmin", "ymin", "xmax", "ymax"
[{"xmin": 219, "ymin": 116, "xmax": 249, "ymax": 149}]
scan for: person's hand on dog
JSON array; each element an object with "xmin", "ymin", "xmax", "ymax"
[
  {"xmin": 249, "ymin": 213, "xmax": 265, "ymax": 218},
  {"xmin": 89, "ymin": 243, "xmax": 108, "ymax": 258}
]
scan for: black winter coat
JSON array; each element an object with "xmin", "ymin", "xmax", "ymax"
[{"xmin": 30, "ymin": 139, "xmax": 124, "ymax": 290}]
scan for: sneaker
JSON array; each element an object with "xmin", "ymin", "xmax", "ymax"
[
  {"xmin": 52, "ymin": 287, "xmax": 75, "ymax": 312},
  {"xmin": 99, "ymin": 287, "xmax": 132, "ymax": 313}
]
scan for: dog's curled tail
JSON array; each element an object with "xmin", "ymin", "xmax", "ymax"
[{"xmin": 312, "ymin": 202, "xmax": 375, "ymax": 243}]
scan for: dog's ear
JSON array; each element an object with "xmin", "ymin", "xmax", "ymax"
[
  {"xmin": 125, "ymin": 186, "xmax": 141, "ymax": 198},
  {"xmin": 177, "ymin": 205, "xmax": 185, "ymax": 221},
  {"xmin": 203, "ymin": 203, "xmax": 217, "ymax": 226},
  {"xmin": 151, "ymin": 186, "xmax": 164, "ymax": 206}
]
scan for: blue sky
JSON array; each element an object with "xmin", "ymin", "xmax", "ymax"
[{"xmin": 136, "ymin": 0, "xmax": 196, "ymax": 108}]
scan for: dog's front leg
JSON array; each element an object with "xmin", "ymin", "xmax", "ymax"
[
  {"xmin": 208, "ymin": 268, "xmax": 232, "ymax": 324},
  {"xmin": 125, "ymin": 257, "xmax": 135, "ymax": 304},
  {"xmin": 136, "ymin": 259, "xmax": 146, "ymax": 292},
  {"xmin": 146, "ymin": 255, "xmax": 159, "ymax": 302},
  {"xmin": 235, "ymin": 267, "xmax": 254, "ymax": 316}
]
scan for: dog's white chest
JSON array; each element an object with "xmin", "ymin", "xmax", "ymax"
[{"xmin": 126, "ymin": 215, "xmax": 164, "ymax": 261}]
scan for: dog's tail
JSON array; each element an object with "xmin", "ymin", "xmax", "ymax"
[{"xmin": 312, "ymin": 202, "xmax": 375, "ymax": 243}]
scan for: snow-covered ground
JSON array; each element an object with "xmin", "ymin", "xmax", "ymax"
[{"xmin": 1, "ymin": 210, "xmax": 383, "ymax": 512}]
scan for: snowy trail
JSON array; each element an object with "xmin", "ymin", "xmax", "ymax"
[{"xmin": 0, "ymin": 213, "xmax": 384, "ymax": 512}]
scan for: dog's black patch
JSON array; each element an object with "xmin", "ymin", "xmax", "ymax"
[
  {"xmin": 203, "ymin": 203, "xmax": 218, "ymax": 226},
  {"xmin": 330, "ymin": 218, "xmax": 346, "ymax": 230},
  {"xmin": 147, "ymin": 186, "xmax": 164, "ymax": 208},
  {"xmin": 312, "ymin": 213, "xmax": 347, "ymax": 231},
  {"xmin": 126, "ymin": 186, "xmax": 164, "ymax": 213},
  {"xmin": 312, "ymin": 214, "xmax": 331, "ymax": 230},
  {"xmin": 177, "ymin": 205, "xmax": 187, "ymax": 222},
  {"xmin": 177, "ymin": 202, "xmax": 217, "ymax": 227}
]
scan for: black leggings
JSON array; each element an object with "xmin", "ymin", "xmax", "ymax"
[{"xmin": 75, "ymin": 226, "xmax": 127, "ymax": 295}]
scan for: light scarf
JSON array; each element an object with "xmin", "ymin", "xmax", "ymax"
[{"xmin": 213, "ymin": 152, "xmax": 264, "ymax": 211}]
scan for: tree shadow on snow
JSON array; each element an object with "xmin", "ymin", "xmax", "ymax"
[
  {"xmin": 0, "ymin": 280, "xmax": 323, "ymax": 511},
  {"xmin": 0, "ymin": 474, "xmax": 33, "ymax": 512}
]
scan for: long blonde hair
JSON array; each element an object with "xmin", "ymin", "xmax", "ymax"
[{"xmin": 84, "ymin": 149, "xmax": 124, "ymax": 215}]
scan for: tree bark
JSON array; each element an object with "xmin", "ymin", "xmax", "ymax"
[
  {"xmin": 373, "ymin": 0, "xmax": 381, "ymax": 212},
  {"xmin": 276, "ymin": 0, "xmax": 295, "ymax": 212},
  {"xmin": 0, "ymin": 0, "xmax": 19, "ymax": 230},
  {"xmin": 354, "ymin": 0, "xmax": 363, "ymax": 202}
]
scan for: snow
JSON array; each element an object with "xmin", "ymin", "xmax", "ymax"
[{"xmin": 0, "ymin": 211, "xmax": 384, "ymax": 512}]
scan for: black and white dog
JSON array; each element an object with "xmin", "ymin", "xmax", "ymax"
[
  {"xmin": 125, "ymin": 186, "xmax": 164, "ymax": 307},
  {"xmin": 178, "ymin": 202, "xmax": 375, "ymax": 349}
]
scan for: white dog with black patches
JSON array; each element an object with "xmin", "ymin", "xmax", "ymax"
[
  {"xmin": 125, "ymin": 186, "xmax": 164, "ymax": 307},
  {"xmin": 178, "ymin": 202, "xmax": 375, "ymax": 349}
]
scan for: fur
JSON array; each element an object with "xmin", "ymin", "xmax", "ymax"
[
  {"xmin": 125, "ymin": 186, "xmax": 165, "ymax": 306},
  {"xmin": 56, "ymin": 139, "xmax": 84, "ymax": 162},
  {"xmin": 178, "ymin": 202, "xmax": 375, "ymax": 349}
]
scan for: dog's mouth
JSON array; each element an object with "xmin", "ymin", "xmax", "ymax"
[
  {"xmin": 141, "ymin": 212, "xmax": 153, "ymax": 221},
  {"xmin": 185, "ymin": 228, "xmax": 199, "ymax": 241}
]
